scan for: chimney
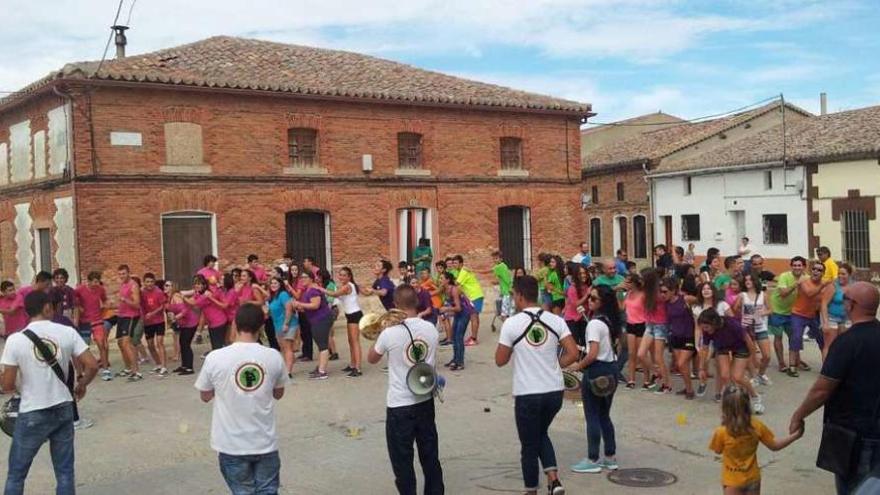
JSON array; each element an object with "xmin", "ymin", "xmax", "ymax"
[
  {"xmin": 112, "ymin": 25, "xmax": 129, "ymax": 59},
  {"xmin": 820, "ymin": 92, "xmax": 827, "ymax": 116}
]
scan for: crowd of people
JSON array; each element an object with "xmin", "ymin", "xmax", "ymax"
[{"xmin": 0, "ymin": 236, "xmax": 878, "ymax": 495}]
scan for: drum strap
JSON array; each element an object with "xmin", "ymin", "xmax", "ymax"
[
  {"xmin": 512, "ymin": 310, "xmax": 560, "ymax": 347},
  {"xmin": 22, "ymin": 329, "xmax": 78, "ymax": 417}
]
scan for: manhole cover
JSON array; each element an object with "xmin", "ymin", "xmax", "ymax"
[{"xmin": 607, "ymin": 468, "xmax": 677, "ymax": 487}]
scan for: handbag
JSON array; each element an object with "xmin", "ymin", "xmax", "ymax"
[
  {"xmin": 0, "ymin": 328, "xmax": 77, "ymax": 438},
  {"xmin": 817, "ymin": 393, "xmax": 880, "ymax": 476},
  {"xmin": 588, "ymin": 374, "xmax": 618, "ymax": 397}
]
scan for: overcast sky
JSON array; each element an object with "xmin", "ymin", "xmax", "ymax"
[{"xmin": 3, "ymin": 0, "xmax": 879, "ymax": 123}]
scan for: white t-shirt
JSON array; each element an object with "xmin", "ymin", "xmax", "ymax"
[
  {"xmin": 339, "ymin": 282, "xmax": 361, "ymax": 315},
  {"xmin": 498, "ymin": 307, "xmax": 571, "ymax": 396},
  {"xmin": 692, "ymin": 301, "xmax": 731, "ymax": 321},
  {"xmin": 741, "ymin": 292, "xmax": 767, "ymax": 332},
  {"xmin": 194, "ymin": 342, "xmax": 288, "ymax": 455},
  {"xmin": 374, "ymin": 317, "xmax": 438, "ymax": 408},
  {"xmin": 586, "ymin": 318, "xmax": 616, "ymax": 363},
  {"xmin": 0, "ymin": 320, "xmax": 88, "ymax": 413}
]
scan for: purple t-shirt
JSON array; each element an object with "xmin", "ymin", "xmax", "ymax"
[
  {"xmin": 702, "ymin": 317, "xmax": 747, "ymax": 352},
  {"xmin": 666, "ymin": 298, "xmax": 694, "ymax": 339},
  {"xmin": 416, "ymin": 290, "xmax": 432, "ymax": 315},
  {"xmin": 302, "ymin": 287, "xmax": 331, "ymax": 324},
  {"xmin": 373, "ymin": 276, "xmax": 396, "ymax": 310}
]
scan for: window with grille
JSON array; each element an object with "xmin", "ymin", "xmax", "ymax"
[
  {"xmin": 617, "ymin": 182, "xmax": 624, "ymax": 201},
  {"xmin": 842, "ymin": 210, "xmax": 871, "ymax": 268},
  {"xmin": 288, "ymin": 128, "xmax": 318, "ymax": 168},
  {"xmin": 500, "ymin": 137, "xmax": 523, "ymax": 170},
  {"xmin": 397, "ymin": 132, "xmax": 423, "ymax": 169},
  {"xmin": 681, "ymin": 214, "xmax": 700, "ymax": 241},
  {"xmin": 590, "ymin": 218, "xmax": 602, "ymax": 257},
  {"xmin": 762, "ymin": 214, "xmax": 788, "ymax": 244},
  {"xmin": 633, "ymin": 215, "xmax": 647, "ymax": 258},
  {"xmin": 591, "ymin": 185, "xmax": 599, "ymax": 205}
]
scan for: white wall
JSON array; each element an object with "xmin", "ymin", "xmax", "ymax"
[
  {"xmin": 651, "ymin": 166, "xmax": 808, "ymax": 260},
  {"xmin": 53, "ymin": 197, "xmax": 78, "ymax": 284},
  {"xmin": 14, "ymin": 202, "xmax": 34, "ymax": 285},
  {"xmin": 9, "ymin": 121, "xmax": 31, "ymax": 183},
  {"xmin": 47, "ymin": 104, "xmax": 71, "ymax": 175},
  {"xmin": 0, "ymin": 143, "xmax": 7, "ymax": 185}
]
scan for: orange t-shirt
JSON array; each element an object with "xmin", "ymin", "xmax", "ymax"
[
  {"xmin": 791, "ymin": 279, "xmax": 824, "ymax": 318},
  {"xmin": 420, "ymin": 279, "xmax": 442, "ymax": 309},
  {"xmin": 709, "ymin": 418, "xmax": 775, "ymax": 488}
]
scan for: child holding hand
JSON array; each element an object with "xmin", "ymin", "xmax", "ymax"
[{"xmin": 710, "ymin": 384, "xmax": 802, "ymax": 494}]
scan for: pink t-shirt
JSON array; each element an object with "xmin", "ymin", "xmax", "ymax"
[
  {"xmin": 237, "ymin": 284, "xmax": 256, "ymax": 304},
  {"xmin": 725, "ymin": 289, "xmax": 739, "ymax": 310},
  {"xmin": 0, "ymin": 293, "xmax": 28, "ymax": 335},
  {"xmin": 197, "ymin": 267, "xmax": 222, "ymax": 286},
  {"xmin": 624, "ymin": 292, "xmax": 646, "ymax": 324},
  {"xmin": 167, "ymin": 302, "xmax": 200, "ymax": 328},
  {"xmin": 140, "ymin": 287, "xmax": 167, "ymax": 326},
  {"xmin": 251, "ymin": 266, "xmax": 268, "ymax": 284},
  {"xmin": 224, "ymin": 289, "xmax": 239, "ymax": 323},
  {"xmin": 645, "ymin": 299, "xmax": 668, "ymax": 324},
  {"xmin": 563, "ymin": 285, "xmax": 585, "ymax": 321},
  {"xmin": 75, "ymin": 284, "xmax": 106, "ymax": 325},
  {"xmin": 117, "ymin": 280, "xmax": 140, "ymax": 318},
  {"xmin": 195, "ymin": 289, "xmax": 228, "ymax": 328},
  {"xmin": 17, "ymin": 285, "xmax": 34, "ymax": 301}
]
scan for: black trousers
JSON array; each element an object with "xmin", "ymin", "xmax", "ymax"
[
  {"xmin": 263, "ymin": 319, "xmax": 280, "ymax": 351},
  {"xmin": 179, "ymin": 326, "xmax": 197, "ymax": 369},
  {"xmin": 386, "ymin": 399, "xmax": 445, "ymax": 495},
  {"xmin": 299, "ymin": 315, "xmax": 313, "ymax": 359},
  {"xmin": 208, "ymin": 324, "xmax": 227, "ymax": 351}
]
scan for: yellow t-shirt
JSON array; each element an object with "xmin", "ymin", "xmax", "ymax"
[
  {"xmin": 709, "ymin": 418, "xmax": 775, "ymax": 488},
  {"xmin": 822, "ymin": 258, "xmax": 839, "ymax": 284}
]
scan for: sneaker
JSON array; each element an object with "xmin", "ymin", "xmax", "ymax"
[
  {"xmin": 149, "ymin": 366, "xmax": 162, "ymax": 374},
  {"xmin": 654, "ymin": 384, "xmax": 672, "ymax": 395},
  {"xmin": 127, "ymin": 373, "xmax": 144, "ymax": 382},
  {"xmin": 571, "ymin": 458, "xmax": 602, "ymax": 474},
  {"xmin": 600, "ymin": 458, "xmax": 619, "ymax": 471},
  {"xmin": 341, "ymin": 365, "xmax": 354, "ymax": 373},
  {"xmin": 439, "ymin": 340, "xmax": 452, "ymax": 346},
  {"xmin": 115, "ymin": 369, "xmax": 132, "ymax": 378},
  {"xmin": 382, "ymin": 366, "xmax": 389, "ymax": 374},
  {"xmin": 178, "ymin": 368, "xmax": 194, "ymax": 376},
  {"xmin": 752, "ymin": 399, "xmax": 766, "ymax": 415},
  {"xmin": 138, "ymin": 357, "xmax": 149, "ymax": 364},
  {"xmin": 684, "ymin": 391, "xmax": 695, "ymax": 400},
  {"xmin": 73, "ymin": 418, "xmax": 94, "ymax": 430},
  {"xmin": 786, "ymin": 368, "xmax": 800, "ymax": 378},
  {"xmin": 171, "ymin": 366, "xmax": 186, "ymax": 373},
  {"xmin": 100, "ymin": 369, "xmax": 113, "ymax": 381},
  {"xmin": 696, "ymin": 383, "xmax": 707, "ymax": 397},
  {"xmin": 625, "ymin": 381, "xmax": 636, "ymax": 390},
  {"xmin": 157, "ymin": 368, "xmax": 169, "ymax": 377},
  {"xmin": 346, "ymin": 369, "xmax": 362, "ymax": 378},
  {"xmin": 465, "ymin": 337, "xmax": 478, "ymax": 346},
  {"xmin": 714, "ymin": 393, "xmax": 722, "ymax": 403},
  {"xmin": 750, "ymin": 377, "xmax": 760, "ymax": 388},
  {"xmin": 329, "ymin": 353, "xmax": 340, "ymax": 361},
  {"xmin": 548, "ymin": 479, "xmax": 565, "ymax": 495},
  {"xmin": 309, "ymin": 371, "xmax": 329, "ymax": 380},
  {"xmin": 641, "ymin": 382, "xmax": 657, "ymax": 392},
  {"xmin": 758, "ymin": 374, "xmax": 773, "ymax": 386}
]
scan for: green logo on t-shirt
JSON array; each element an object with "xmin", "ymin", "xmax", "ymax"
[
  {"xmin": 525, "ymin": 324, "xmax": 548, "ymax": 347},
  {"xmin": 32, "ymin": 338, "xmax": 59, "ymax": 363},
  {"xmin": 406, "ymin": 339, "xmax": 429, "ymax": 364},
  {"xmin": 235, "ymin": 363, "xmax": 266, "ymax": 392}
]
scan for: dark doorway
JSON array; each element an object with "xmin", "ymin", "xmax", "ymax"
[
  {"xmin": 37, "ymin": 228, "xmax": 52, "ymax": 273},
  {"xmin": 286, "ymin": 210, "xmax": 329, "ymax": 269},
  {"xmin": 498, "ymin": 206, "xmax": 531, "ymax": 270},
  {"xmin": 162, "ymin": 212, "xmax": 213, "ymax": 289},
  {"xmin": 661, "ymin": 215, "xmax": 673, "ymax": 248}
]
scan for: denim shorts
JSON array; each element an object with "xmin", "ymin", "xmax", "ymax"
[
  {"xmin": 77, "ymin": 322, "xmax": 93, "ymax": 345},
  {"xmin": 472, "ymin": 297, "xmax": 484, "ymax": 314},
  {"xmin": 754, "ymin": 330, "xmax": 770, "ymax": 341},
  {"xmin": 767, "ymin": 313, "xmax": 791, "ymax": 337},
  {"xmin": 644, "ymin": 323, "xmax": 669, "ymax": 341}
]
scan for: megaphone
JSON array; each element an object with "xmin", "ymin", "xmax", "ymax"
[{"xmin": 406, "ymin": 362, "xmax": 438, "ymax": 396}]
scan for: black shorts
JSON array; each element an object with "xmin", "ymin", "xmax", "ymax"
[
  {"xmin": 144, "ymin": 323, "xmax": 165, "ymax": 339},
  {"xmin": 566, "ymin": 319, "xmax": 587, "ymax": 347},
  {"xmin": 627, "ymin": 322, "xmax": 646, "ymax": 338},
  {"xmin": 716, "ymin": 346, "xmax": 751, "ymax": 360},
  {"xmin": 669, "ymin": 334, "xmax": 696, "ymax": 351},
  {"xmin": 551, "ymin": 299, "xmax": 565, "ymax": 310},
  {"xmin": 116, "ymin": 317, "xmax": 139, "ymax": 339},
  {"xmin": 345, "ymin": 311, "xmax": 364, "ymax": 325}
]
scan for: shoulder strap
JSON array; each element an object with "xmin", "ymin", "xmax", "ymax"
[
  {"xmin": 22, "ymin": 329, "xmax": 69, "ymax": 387},
  {"xmin": 511, "ymin": 310, "xmax": 560, "ymax": 347}
]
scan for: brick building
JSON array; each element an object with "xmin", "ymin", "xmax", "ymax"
[
  {"xmin": 0, "ymin": 36, "xmax": 591, "ymax": 290},
  {"xmin": 581, "ymin": 101, "xmax": 809, "ymax": 267}
]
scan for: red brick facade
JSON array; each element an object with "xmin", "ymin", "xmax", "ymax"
[
  {"xmin": 581, "ymin": 165, "xmax": 651, "ymax": 264},
  {"xmin": 0, "ymin": 84, "xmax": 585, "ymax": 289}
]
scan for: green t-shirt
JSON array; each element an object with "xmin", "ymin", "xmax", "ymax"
[
  {"xmin": 769, "ymin": 271, "xmax": 799, "ymax": 315},
  {"xmin": 594, "ymin": 274, "xmax": 624, "ymax": 288},
  {"xmin": 456, "ymin": 268, "xmax": 484, "ymax": 301},
  {"xmin": 534, "ymin": 266, "xmax": 549, "ymax": 284},
  {"xmin": 546, "ymin": 271, "xmax": 565, "ymax": 301},
  {"xmin": 713, "ymin": 273, "xmax": 732, "ymax": 291},
  {"xmin": 413, "ymin": 246, "xmax": 433, "ymax": 275},
  {"xmin": 493, "ymin": 262, "xmax": 513, "ymax": 296}
]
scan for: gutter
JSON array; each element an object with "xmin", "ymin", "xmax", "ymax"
[{"xmin": 646, "ymin": 160, "xmax": 783, "ymax": 179}]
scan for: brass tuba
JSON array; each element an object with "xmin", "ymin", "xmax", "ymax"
[{"xmin": 358, "ymin": 309, "xmax": 408, "ymax": 340}]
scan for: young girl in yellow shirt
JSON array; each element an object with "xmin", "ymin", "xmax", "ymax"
[{"xmin": 709, "ymin": 385, "xmax": 802, "ymax": 494}]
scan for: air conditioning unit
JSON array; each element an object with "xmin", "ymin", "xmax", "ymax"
[{"xmin": 362, "ymin": 154, "xmax": 373, "ymax": 173}]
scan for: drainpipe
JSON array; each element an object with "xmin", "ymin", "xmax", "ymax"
[{"xmin": 643, "ymin": 160, "xmax": 655, "ymax": 267}]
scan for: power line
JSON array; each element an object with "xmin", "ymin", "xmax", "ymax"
[
  {"xmin": 93, "ymin": 0, "xmax": 127, "ymax": 77},
  {"xmin": 125, "ymin": 0, "xmax": 138, "ymax": 26},
  {"xmin": 584, "ymin": 95, "xmax": 782, "ymax": 128}
]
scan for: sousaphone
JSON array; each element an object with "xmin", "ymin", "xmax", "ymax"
[{"xmin": 358, "ymin": 309, "xmax": 408, "ymax": 340}]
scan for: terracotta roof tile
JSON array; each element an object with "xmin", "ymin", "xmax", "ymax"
[
  {"xmin": 2, "ymin": 36, "xmax": 590, "ymax": 114},
  {"xmin": 651, "ymin": 104, "xmax": 880, "ymax": 174}
]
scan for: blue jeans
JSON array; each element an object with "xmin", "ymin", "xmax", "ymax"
[
  {"xmin": 5, "ymin": 401, "xmax": 76, "ymax": 495},
  {"xmin": 452, "ymin": 314, "xmax": 469, "ymax": 366},
  {"xmin": 386, "ymin": 399, "xmax": 445, "ymax": 495},
  {"xmin": 218, "ymin": 451, "xmax": 281, "ymax": 495},
  {"xmin": 581, "ymin": 360, "xmax": 617, "ymax": 461},
  {"xmin": 836, "ymin": 438, "xmax": 880, "ymax": 494},
  {"xmin": 514, "ymin": 391, "xmax": 563, "ymax": 491}
]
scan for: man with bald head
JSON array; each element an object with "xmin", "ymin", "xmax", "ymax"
[
  {"xmin": 790, "ymin": 281, "xmax": 880, "ymax": 494},
  {"xmin": 593, "ymin": 260, "xmax": 625, "ymax": 291}
]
